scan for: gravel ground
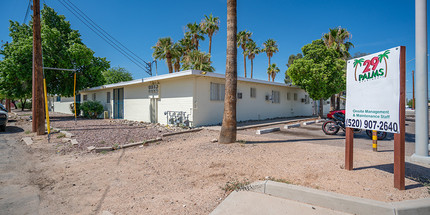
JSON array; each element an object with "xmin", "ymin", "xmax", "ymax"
[
  {"xmin": 48, "ymin": 113, "xmax": 186, "ymax": 151},
  {"xmin": 10, "ymin": 110, "xmax": 430, "ymax": 214}
]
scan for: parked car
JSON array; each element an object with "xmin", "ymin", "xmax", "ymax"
[{"xmin": 0, "ymin": 104, "xmax": 8, "ymax": 132}]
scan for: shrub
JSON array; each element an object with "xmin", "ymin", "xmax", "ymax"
[
  {"xmin": 80, "ymin": 101, "xmax": 104, "ymax": 119},
  {"xmin": 16, "ymin": 101, "xmax": 32, "ymax": 110},
  {"xmin": 69, "ymin": 103, "xmax": 81, "ymax": 116}
]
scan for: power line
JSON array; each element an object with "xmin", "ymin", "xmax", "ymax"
[
  {"xmin": 57, "ymin": 0, "xmax": 153, "ymax": 76},
  {"xmin": 23, "ymin": 0, "xmax": 31, "ymax": 23}
]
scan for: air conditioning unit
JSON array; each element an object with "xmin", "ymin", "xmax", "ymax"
[
  {"xmin": 301, "ymin": 98, "xmax": 306, "ymax": 103},
  {"xmin": 265, "ymin": 95, "xmax": 272, "ymax": 101},
  {"xmin": 237, "ymin": 92, "xmax": 243, "ymax": 99}
]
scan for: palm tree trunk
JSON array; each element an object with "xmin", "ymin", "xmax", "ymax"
[
  {"xmin": 268, "ymin": 73, "xmax": 271, "ymax": 81},
  {"xmin": 209, "ymin": 36, "xmax": 212, "ymax": 57},
  {"xmin": 166, "ymin": 57, "xmax": 173, "ymax": 73},
  {"xmin": 219, "ymin": 0, "xmax": 237, "ymax": 144},
  {"xmin": 272, "ymin": 73, "xmax": 275, "ymax": 82},
  {"xmin": 243, "ymin": 53, "xmax": 247, "ymax": 78},
  {"xmin": 250, "ymin": 58, "xmax": 253, "ymax": 79},
  {"xmin": 268, "ymin": 57, "xmax": 271, "ymax": 81}
]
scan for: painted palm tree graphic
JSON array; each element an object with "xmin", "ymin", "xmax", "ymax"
[
  {"xmin": 353, "ymin": 50, "xmax": 390, "ymax": 81},
  {"xmin": 378, "ymin": 50, "xmax": 390, "ymax": 77},
  {"xmin": 353, "ymin": 58, "xmax": 364, "ymax": 81}
]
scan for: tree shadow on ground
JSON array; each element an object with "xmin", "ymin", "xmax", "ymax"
[
  {"xmin": 354, "ymin": 162, "xmax": 430, "ymax": 190},
  {"xmin": 245, "ymin": 137, "xmax": 345, "ymax": 144}
]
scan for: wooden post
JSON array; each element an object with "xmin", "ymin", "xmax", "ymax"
[
  {"xmin": 412, "ymin": 70, "xmax": 415, "ymax": 110},
  {"xmin": 372, "ymin": 130, "xmax": 378, "ymax": 152},
  {"xmin": 394, "ymin": 46, "xmax": 406, "ymax": 190},
  {"xmin": 345, "ymin": 127, "xmax": 354, "ymax": 170},
  {"xmin": 32, "ymin": 0, "xmax": 45, "ymax": 135}
]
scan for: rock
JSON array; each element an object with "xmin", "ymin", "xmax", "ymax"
[
  {"xmin": 62, "ymin": 138, "xmax": 72, "ymax": 143},
  {"xmin": 71, "ymin": 139, "xmax": 79, "ymax": 146},
  {"xmin": 210, "ymin": 138, "xmax": 218, "ymax": 143},
  {"xmin": 22, "ymin": 137, "xmax": 33, "ymax": 145},
  {"xmin": 102, "ymin": 211, "xmax": 113, "ymax": 215},
  {"xmin": 87, "ymin": 146, "xmax": 96, "ymax": 151}
]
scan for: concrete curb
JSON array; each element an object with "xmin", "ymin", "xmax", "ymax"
[
  {"xmin": 162, "ymin": 128, "xmax": 203, "ymax": 137},
  {"xmin": 284, "ymin": 123, "xmax": 300, "ymax": 129},
  {"xmin": 94, "ymin": 137, "xmax": 162, "ymax": 153},
  {"xmin": 249, "ymin": 180, "xmax": 430, "ymax": 215},
  {"xmin": 302, "ymin": 121, "xmax": 315, "ymax": 125},
  {"xmin": 256, "ymin": 127, "xmax": 280, "ymax": 135},
  {"xmin": 237, "ymin": 117, "xmax": 318, "ymax": 130}
]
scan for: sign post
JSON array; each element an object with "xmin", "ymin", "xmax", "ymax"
[{"xmin": 345, "ymin": 46, "xmax": 405, "ymax": 190}]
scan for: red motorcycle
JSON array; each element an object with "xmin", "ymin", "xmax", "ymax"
[{"xmin": 322, "ymin": 110, "xmax": 387, "ymax": 140}]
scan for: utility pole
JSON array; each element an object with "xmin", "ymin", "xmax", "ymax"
[
  {"xmin": 32, "ymin": 0, "xmax": 45, "ymax": 135},
  {"xmin": 412, "ymin": 70, "xmax": 415, "ymax": 109},
  {"xmin": 412, "ymin": 0, "xmax": 430, "ymax": 164}
]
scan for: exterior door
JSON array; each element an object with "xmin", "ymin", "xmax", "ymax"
[
  {"xmin": 113, "ymin": 88, "xmax": 124, "ymax": 119},
  {"xmin": 150, "ymin": 98, "xmax": 158, "ymax": 123}
]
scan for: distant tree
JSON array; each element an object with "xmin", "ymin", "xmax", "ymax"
[
  {"xmin": 287, "ymin": 39, "xmax": 345, "ymax": 117},
  {"xmin": 322, "ymin": 27, "xmax": 353, "ymax": 110},
  {"xmin": 262, "ymin": 39, "xmax": 279, "ymax": 81},
  {"xmin": 185, "ymin": 22, "xmax": 205, "ymax": 50},
  {"xmin": 285, "ymin": 53, "xmax": 302, "ymax": 85},
  {"xmin": 200, "ymin": 14, "xmax": 220, "ymax": 57},
  {"xmin": 171, "ymin": 42, "xmax": 183, "ymax": 72},
  {"xmin": 237, "ymin": 30, "xmax": 252, "ymax": 77},
  {"xmin": 102, "ymin": 67, "xmax": 133, "ymax": 84},
  {"xmin": 0, "ymin": 6, "xmax": 109, "ymax": 100},
  {"xmin": 152, "ymin": 37, "xmax": 174, "ymax": 74},
  {"xmin": 179, "ymin": 34, "xmax": 194, "ymax": 55},
  {"xmin": 267, "ymin": 63, "xmax": 280, "ymax": 82},
  {"xmin": 181, "ymin": 50, "xmax": 214, "ymax": 72},
  {"xmin": 244, "ymin": 39, "xmax": 260, "ymax": 79}
]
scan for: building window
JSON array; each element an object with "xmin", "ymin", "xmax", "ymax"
[
  {"xmin": 294, "ymin": 93, "xmax": 298, "ymax": 101},
  {"xmin": 83, "ymin": 95, "xmax": 87, "ymax": 101},
  {"xmin": 272, "ymin": 91, "xmax": 280, "ymax": 103},
  {"xmin": 237, "ymin": 92, "xmax": 243, "ymax": 99},
  {"xmin": 56, "ymin": 96, "xmax": 61, "ymax": 102},
  {"xmin": 210, "ymin": 82, "xmax": 225, "ymax": 101},
  {"xmin": 250, "ymin": 87, "xmax": 256, "ymax": 98},
  {"xmin": 287, "ymin": 92, "xmax": 291, "ymax": 100},
  {"xmin": 92, "ymin": 93, "xmax": 96, "ymax": 101},
  {"xmin": 106, "ymin": 92, "xmax": 111, "ymax": 103}
]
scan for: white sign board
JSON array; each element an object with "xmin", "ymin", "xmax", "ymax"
[{"xmin": 345, "ymin": 46, "xmax": 400, "ymax": 133}]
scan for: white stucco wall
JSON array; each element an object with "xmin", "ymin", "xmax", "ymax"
[
  {"xmin": 52, "ymin": 96, "xmax": 74, "ymax": 114},
  {"xmin": 192, "ymin": 76, "xmax": 323, "ymax": 126}
]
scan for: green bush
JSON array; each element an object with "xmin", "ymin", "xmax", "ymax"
[
  {"xmin": 69, "ymin": 103, "xmax": 81, "ymax": 116},
  {"xmin": 80, "ymin": 101, "xmax": 104, "ymax": 119},
  {"xmin": 16, "ymin": 101, "xmax": 32, "ymax": 110}
]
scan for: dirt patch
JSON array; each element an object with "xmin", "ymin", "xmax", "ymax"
[{"xmin": 9, "ymin": 111, "xmax": 430, "ymax": 214}]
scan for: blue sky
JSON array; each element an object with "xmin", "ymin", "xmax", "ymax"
[{"xmin": 0, "ymin": 0, "xmax": 424, "ymax": 100}]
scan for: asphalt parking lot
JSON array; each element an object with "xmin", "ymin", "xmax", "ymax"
[{"xmin": 242, "ymin": 116, "xmax": 422, "ymax": 157}]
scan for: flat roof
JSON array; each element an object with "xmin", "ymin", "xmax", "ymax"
[{"xmin": 80, "ymin": 70, "xmax": 298, "ymax": 92}]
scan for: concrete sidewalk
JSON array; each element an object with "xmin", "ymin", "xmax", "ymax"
[{"xmin": 211, "ymin": 181, "xmax": 430, "ymax": 215}]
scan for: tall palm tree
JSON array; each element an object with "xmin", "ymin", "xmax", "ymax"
[
  {"xmin": 152, "ymin": 37, "xmax": 174, "ymax": 74},
  {"xmin": 244, "ymin": 39, "xmax": 260, "ymax": 79},
  {"xmin": 219, "ymin": 0, "xmax": 237, "ymax": 144},
  {"xmin": 200, "ymin": 14, "xmax": 220, "ymax": 57},
  {"xmin": 237, "ymin": 30, "xmax": 252, "ymax": 78},
  {"xmin": 185, "ymin": 22, "xmax": 205, "ymax": 50},
  {"xmin": 262, "ymin": 39, "xmax": 279, "ymax": 80},
  {"xmin": 171, "ymin": 42, "xmax": 183, "ymax": 72},
  {"xmin": 322, "ymin": 27, "xmax": 354, "ymax": 59},
  {"xmin": 179, "ymin": 34, "xmax": 194, "ymax": 56},
  {"xmin": 267, "ymin": 63, "xmax": 280, "ymax": 82},
  {"xmin": 180, "ymin": 50, "xmax": 214, "ymax": 72},
  {"xmin": 322, "ymin": 27, "xmax": 354, "ymax": 110}
]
